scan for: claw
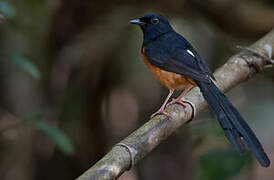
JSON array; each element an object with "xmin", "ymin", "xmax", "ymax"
[
  {"xmin": 167, "ymin": 98, "xmax": 188, "ymax": 108},
  {"xmin": 151, "ymin": 108, "xmax": 169, "ymax": 118},
  {"xmin": 150, "ymin": 89, "xmax": 174, "ymax": 118}
]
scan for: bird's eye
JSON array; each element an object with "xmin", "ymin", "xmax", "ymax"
[{"xmin": 151, "ymin": 18, "xmax": 159, "ymax": 24}]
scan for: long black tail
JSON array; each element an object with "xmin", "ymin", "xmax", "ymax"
[{"xmin": 195, "ymin": 80, "xmax": 270, "ymax": 167}]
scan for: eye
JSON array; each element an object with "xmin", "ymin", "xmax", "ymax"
[{"xmin": 151, "ymin": 18, "xmax": 159, "ymax": 24}]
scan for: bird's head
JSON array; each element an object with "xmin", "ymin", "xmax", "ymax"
[{"xmin": 129, "ymin": 13, "xmax": 173, "ymax": 43}]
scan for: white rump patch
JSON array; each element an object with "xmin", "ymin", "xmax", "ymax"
[{"xmin": 187, "ymin": 49, "xmax": 195, "ymax": 57}]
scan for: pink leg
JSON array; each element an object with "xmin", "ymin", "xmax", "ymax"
[
  {"xmin": 151, "ymin": 89, "xmax": 174, "ymax": 118},
  {"xmin": 167, "ymin": 86, "xmax": 193, "ymax": 107}
]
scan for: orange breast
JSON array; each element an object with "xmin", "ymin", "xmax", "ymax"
[{"xmin": 142, "ymin": 48, "xmax": 196, "ymax": 90}]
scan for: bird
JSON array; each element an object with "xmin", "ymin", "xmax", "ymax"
[{"xmin": 129, "ymin": 13, "xmax": 270, "ymax": 167}]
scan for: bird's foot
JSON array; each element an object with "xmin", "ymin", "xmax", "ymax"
[
  {"xmin": 150, "ymin": 108, "xmax": 169, "ymax": 118},
  {"xmin": 167, "ymin": 98, "xmax": 188, "ymax": 108}
]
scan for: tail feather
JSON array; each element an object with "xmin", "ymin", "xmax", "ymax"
[{"xmin": 196, "ymin": 80, "xmax": 270, "ymax": 167}]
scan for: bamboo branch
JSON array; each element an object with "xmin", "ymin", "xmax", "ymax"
[{"xmin": 76, "ymin": 29, "xmax": 274, "ymax": 180}]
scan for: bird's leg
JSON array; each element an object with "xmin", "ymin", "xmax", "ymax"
[
  {"xmin": 151, "ymin": 89, "xmax": 174, "ymax": 118},
  {"xmin": 167, "ymin": 86, "xmax": 193, "ymax": 107}
]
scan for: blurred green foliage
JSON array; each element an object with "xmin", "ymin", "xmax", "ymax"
[
  {"xmin": 35, "ymin": 121, "xmax": 75, "ymax": 155},
  {"xmin": 0, "ymin": 1, "xmax": 15, "ymax": 18},
  {"xmin": 23, "ymin": 110, "xmax": 75, "ymax": 155},
  {"xmin": 196, "ymin": 149, "xmax": 252, "ymax": 180},
  {"xmin": 7, "ymin": 52, "xmax": 41, "ymax": 80},
  {"xmin": 191, "ymin": 119, "xmax": 253, "ymax": 180}
]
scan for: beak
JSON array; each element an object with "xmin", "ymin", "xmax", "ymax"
[{"xmin": 129, "ymin": 19, "xmax": 145, "ymax": 25}]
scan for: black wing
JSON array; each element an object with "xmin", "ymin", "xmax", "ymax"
[{"xmin": 145, "ymin": 33, "xmax": 215, "ymax": 83}]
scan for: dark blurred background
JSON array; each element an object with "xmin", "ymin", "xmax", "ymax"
[{"xmin": 0, "ymin": 0, "xmax": 273, "ymax": 180}]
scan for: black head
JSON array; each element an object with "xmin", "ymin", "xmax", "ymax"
[{"xmin": 129, "ymin": 13, "xmax": 173, "ymax": 43}]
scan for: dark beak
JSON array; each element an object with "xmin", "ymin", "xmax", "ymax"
[{"xmin": 129, "ymin": 19, "xmax": 145, "ymax": 25}]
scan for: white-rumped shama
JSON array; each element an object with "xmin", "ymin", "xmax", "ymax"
[{"xmin": 130, "ymin": 13, "xmax": 270, "ymax": 167}]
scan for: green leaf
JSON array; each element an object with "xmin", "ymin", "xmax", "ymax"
[
  {"xmin": 35, "ymin": 121, "xmax": 75, "ymax": 155},
  {"xmin": 23, "ymin": 110, "xmax": 75, "ymax": 155},
  {"xmin": 0, "ymin": 1, "xmax": 15, "ymax": 18},
  {"xmin": 23, "ymin": 110, "xmax": 50, "ymax": 124},
  {"xmin": 196, "ymin": 149, "xmax": 252, "ymax": 180},
  {"xmin": 8, "ymin": 53, "xmax": 41, "ymax": 80}
]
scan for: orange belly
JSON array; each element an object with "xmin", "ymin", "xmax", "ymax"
[{"xmin": 142, "ymin": 50, "xmax": 196, "ymax": 90}]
